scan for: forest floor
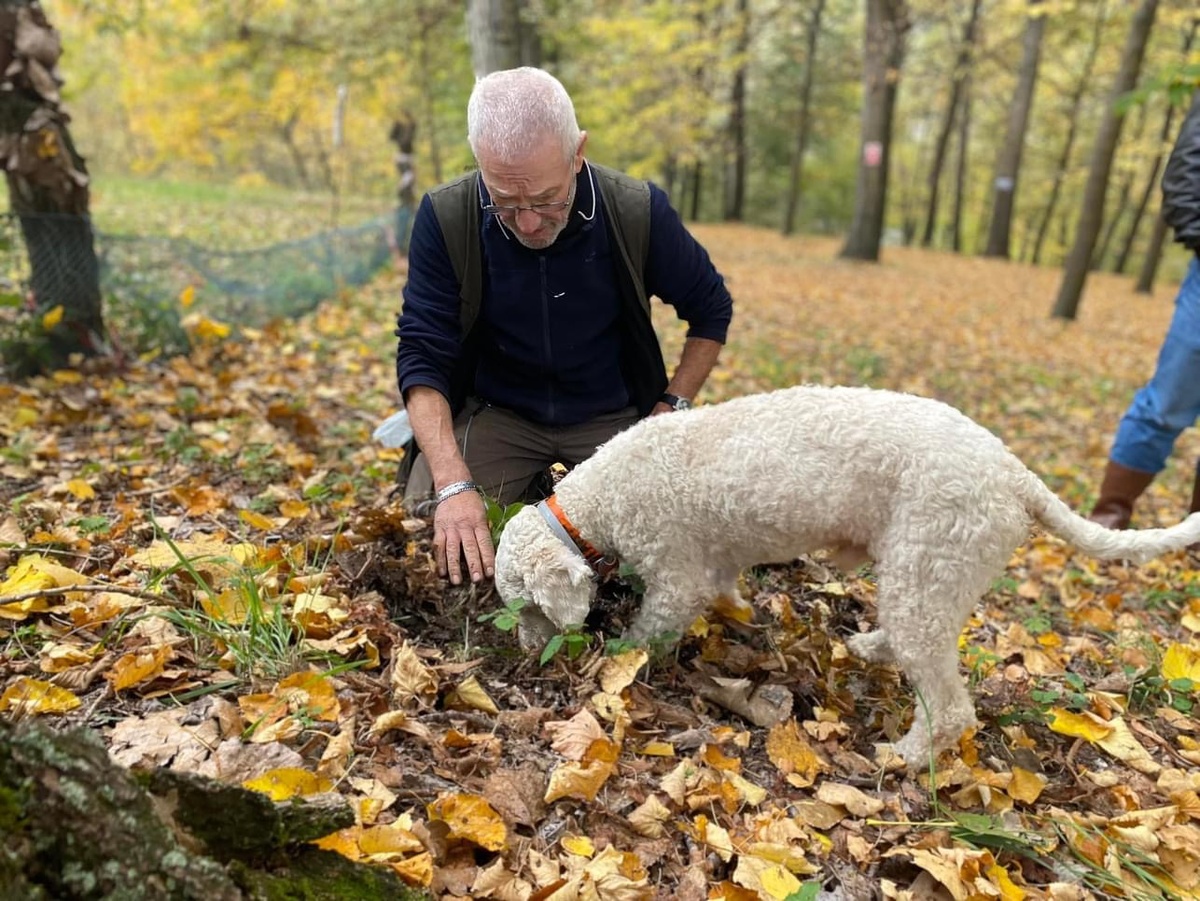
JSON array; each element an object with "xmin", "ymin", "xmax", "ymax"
[{"xmin": 3, "ymin": 227, "xmax": 1200, "ymax": 900}]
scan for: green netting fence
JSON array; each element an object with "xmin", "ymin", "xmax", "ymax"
[{"xmin": 0, "ymin": 206, "xmax": 413, "ymax": 328}]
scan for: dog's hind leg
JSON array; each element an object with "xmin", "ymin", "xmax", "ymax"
[
  {"xmin": 871, "ymin": 559, "xmax": 992, "ymax": 765},
  {"xmin": 845, "ymin": 630, "xmax": 896, "ymax": 664}
]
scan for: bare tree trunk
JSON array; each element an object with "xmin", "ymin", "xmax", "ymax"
[
  {"xmin": 724, "ymin": 0, "xmax": 750, "ymax": 222},
  {"xmin": 1029, "ymin": 1, "xmax": 1107, "ymax": 265},
  {"xmin": 1135, "ymin": 209, "xmax": 1169, "ymax": 294},
  {"xmin": 0, "ymin": 0, "xmax": 104, "ymax": 375},
  {"xmin": 1092, "ymin": 101, "xmax": 1149, "ymax": 269},
  {"xmin": 921, "ymin": 0, "xmax": 981, "ymax": 248},
  {"xmin": 416, "ymin": 3, "xmax": 444, "ymax": 184},
  {"xmin": 1113, "ymin": 19, "xmax": 1197, "ymax": 274},
  {"xmin": 1092, "ymin": 169, "xmax": 1135, "ymax": 270},
  {"xmin": 782, "ymin": 0, "xmax": 826, "ymax": 236},
  {"xmin": 689, "ymin": 161, "xmax": 703, "ymax": 221},
  {"xmin": 951, "ymin": 70, "xmax": 973, "ymax": 253},
  {"xmin": 982, "ymin": 0, "xmax": 1045, "ymax": 258},
  {"xmin": 389, "ymin": 114, "xmax": 418, "ymax": 209},
  {"xmin": 1052, "ymin": 0, "xmax": 1159, "ymax": 320},
  {"xmin": 662, "ymin": 154, "xmax": 679, "ymax": 205},
  {"xmin": 466, "ymin": 0, "xmax": 540, "ymax": 78},
  {"xmin": 280, "ymin": 111, "xmax": 312, "ymax": 190},
  {"xmin": 841, "ymin": 0, "xmax": 909, "ymax": 262}
]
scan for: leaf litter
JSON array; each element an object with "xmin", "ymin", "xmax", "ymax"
[{"xmin": 3, "ymin": 229, "xmax": 1200, "ymax": 899}]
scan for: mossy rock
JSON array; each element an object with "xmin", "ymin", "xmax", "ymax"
[{"xmin": 0, "ymin": 719, "xmax": 427, "ymax": 900}]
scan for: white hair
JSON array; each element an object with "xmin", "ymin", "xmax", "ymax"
[{"xmin": 467, "ymin": 67, "xmax": 581, "ymax": 164}]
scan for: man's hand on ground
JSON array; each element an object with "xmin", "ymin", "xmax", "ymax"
[{"xmin": 433, "ymin": 491, "xmax": 495, "ymax": 585}]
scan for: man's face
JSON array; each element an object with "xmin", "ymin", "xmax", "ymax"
[{"xmin": 477, "ymin": 132, "xmax": 587, "ymax": 250}]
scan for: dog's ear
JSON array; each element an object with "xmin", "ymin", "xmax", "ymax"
[{"xmin": 527, "ymin": 545, "xmax": 595, "ymax": 632}]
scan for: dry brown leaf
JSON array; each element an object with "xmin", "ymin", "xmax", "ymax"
[
  {"xmin": 544, "ymin": 709, "xmax": 606, "ymax": 761},
  {"xmin": 390, "ymin": 641, "xmax": 438, "ymax": 708},
  {"xmin": 627, "ymin": 794, "xmax": 672, "ymax": 838},
  {"xmin": 765, "ymin": 719, "xmax": 826, "ymax": 788}
]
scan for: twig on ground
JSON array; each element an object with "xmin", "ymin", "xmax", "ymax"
[{"xmin": 1, "ymin": 584, "xmax": 183, "ymax": 607}]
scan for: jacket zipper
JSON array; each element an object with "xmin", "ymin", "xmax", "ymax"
[{"xmin": 539, "ymin": 255, "xmax": 554, "ymax": 422}]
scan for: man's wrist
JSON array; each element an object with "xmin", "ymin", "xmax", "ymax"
[
  {"xmin": 660, "ymin": 392, "xmax": 692, "ymax": 411},
  {"xmin": 435, "ymin": 480, "xmax": 481, "ymax": 504}
]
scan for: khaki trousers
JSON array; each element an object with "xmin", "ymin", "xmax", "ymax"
[{"xmin": 403, "ymin": 401, "xmax": 639, "ymax": 507}]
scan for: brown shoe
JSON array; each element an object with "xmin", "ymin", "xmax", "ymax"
[
  {"xmin": 1088, "ymin": 460, "xmax": 1156, "ymax": 530},
  {"xmin": 1190, "ymin": 459, "xmax": 1200, "ymax": 516}
]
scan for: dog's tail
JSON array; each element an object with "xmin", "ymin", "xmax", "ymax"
[{"xmin": 1017, "ymin": 468, "xmax": 1200, "ymax": 564}]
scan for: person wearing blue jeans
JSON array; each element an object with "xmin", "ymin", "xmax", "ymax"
[{"xmin": 1090, "ymin": 90, "xmax": 1200, "ymax": 531}]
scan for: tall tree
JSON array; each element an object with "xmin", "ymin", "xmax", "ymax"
[
  {"xmin": 466, "ymin": 0, "xmax": 541, "ymax": 78},
  {"xmin": 1052, "ymin": 0, "xmax": 1159, "ymax": 320},
  {"xmin": 1026, "ymin": 1, "xmax": 1107, "ymax": 266},
  {"xmin": 950, "ymin": 68, "xmax": 973, "ymax": 253},
  {"xmin": 783, "ymin": 0, "xmax": 826, "ymax": 235},
  {"xmin": 724, "ymin": 0, "xmax": 751, "ymax": 221},
  {"xmin": 1091, "ymin": 101, "xmax": 1149, "ymax": 269},
  {"xmin": 0, "ymin": 0, "xmax": 103, "ymax": 374},
  {"xmin": 982, "ymin": 0, "xmax": 1046, "ymax": 259},
  {"xmin": 840, "ymin": 0, "xmax": 909, "ymax": 262},
  {"xmin": 1114, "ymin": 18, "xmax": 1198, "ymax": 274},
  {"xmin": 921, "ymin": 0, "xmax": 982, "ymax": 248}
]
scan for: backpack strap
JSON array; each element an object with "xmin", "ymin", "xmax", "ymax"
[
  {"xmin": 589, "ymin": 162, "xmax": 652, "ymax": 316},
  {"xmin": 426, "ymin": 171, "xmax": 483, "ymax": 334}
]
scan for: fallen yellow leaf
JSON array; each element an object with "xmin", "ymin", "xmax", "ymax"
[
  {"xmin": 766, "ymin": 718, "xmax": 826, "ymax": 787},
  {"xmin": 561, "ymin": 834, "xmax": 595, "ymax": 857},
  {"xmin": 426, "ymin": 792, "xmax": 507, "ymax": 851},
  {"xmin": 279, "ymin": 499, "xmax": 311, "ymax": 519},
  {"xmin": 986, "ymin": 863, "xmax": 1027, "ymax": 901},
  {"xmin": 1008, "ymin": 767, "xmax": 1048, "ymax": 804},
  {"xmin": 242, "ymin": 767, "xmax": 333, "ymax": 801},
  {"xmin": 1095, "ymin": 717, "xmax": 1160, "ymax": 775},
  {"xmin": 1, "ymin": 553, "xmax": 88, "ymax": 602},
  {"xmin": 545, "ymin": 755, "xmax": 617, "ymax": 803},
  {"xmin": 1162, "ymin": 643, "xmax": 1200, "ymax": 685},
  {"xmin": 387, "ymin": 851, "xmax": 433, "ymax": 887},
  {"xmin": 65, "ymin": 479, "xmax": 95, "ymax": 500},
  {"xmin": 733, "ymin": 855, "xmax": 801, "ymax": 900},
  {"xmin": 1046, "ymin": 708, "xmax": 1113, "ymax": 742},
  {"xmin": 238, "ymin": 509, "xmax": 276, "ymax": 530},
  {"xmin": 276, "ymin": 669, "xmax": 340, "ymax": 722},
  {"xmin": 106, "ymin": 645, "xmax": 174, "ymax": 691},
  {"xmin": 598, "ymin": 648, "xmax": 648, "ymax": 695},
  {"xmin": 0, "ymin": 676, "xmax": 81, "ymax": 714},
  {"xmin": 443, "ymin": 674, "xmax": 499, "ymax": 715},
  {"xmin": 358, "ymin": 822, "xmax": 424, "ymax": 855},
  {"xmin": 637, "ymin": 740, "xmax": 676, "ymax": 757},
  {"xmin": 39, "ymin": 642, "xmax": 100, "ymax": 673}
]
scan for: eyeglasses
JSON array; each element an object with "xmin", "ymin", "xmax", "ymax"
[{"xmin": 481, "ymin": 198, "xmax": 572, "ymax": 218}]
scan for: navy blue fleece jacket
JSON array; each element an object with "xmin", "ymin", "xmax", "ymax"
[{"xmin": 395, "ymin": 162, "xmax": 733, "ymax": 426}]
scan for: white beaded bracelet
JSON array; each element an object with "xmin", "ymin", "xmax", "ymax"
[{"xmin": 435, "ymin": 480, "xmax": 480, "ymax": 504}]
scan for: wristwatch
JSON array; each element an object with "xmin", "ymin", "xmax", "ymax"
[{"xmin": 660, "ymin": 392, "xmax": 692, "ymax": 411}]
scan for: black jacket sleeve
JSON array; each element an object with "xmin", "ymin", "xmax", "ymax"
[{"xmin": 1162, "ymin": 90, "xmax": 1200, "ymax": 255}]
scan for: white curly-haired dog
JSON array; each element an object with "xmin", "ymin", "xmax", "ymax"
[{"xmin": 494, "ymin": 385, "xmax": 1200, "ymax": 764}]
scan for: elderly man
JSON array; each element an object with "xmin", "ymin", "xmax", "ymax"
[{"xmin": 395, "ymin": 67, "xmax": 734, "ymax": 585}]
